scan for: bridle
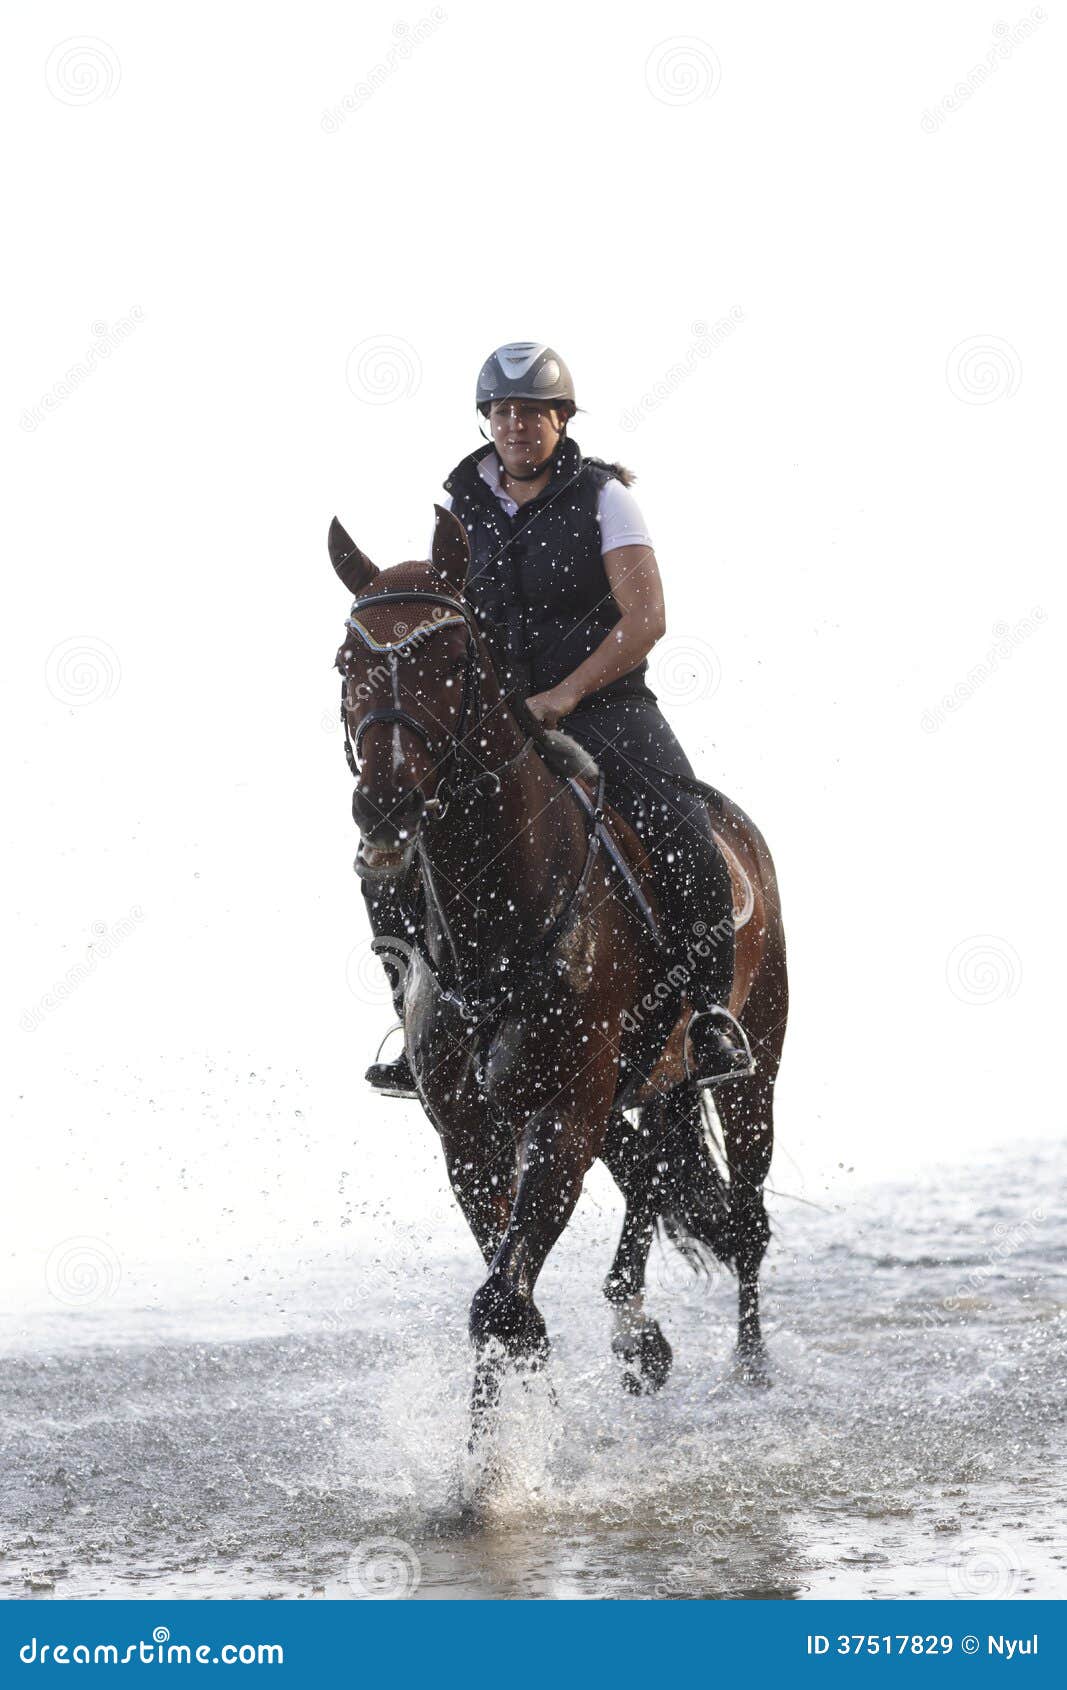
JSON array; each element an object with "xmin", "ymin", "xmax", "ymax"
[{"xmin": 338, "ymin": 587, "xmax": 531, "ymax": 816}]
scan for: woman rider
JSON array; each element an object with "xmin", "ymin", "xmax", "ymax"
[{"xmin": 366, "ymin": 341, "xmax": 753, "ymax": 1095}]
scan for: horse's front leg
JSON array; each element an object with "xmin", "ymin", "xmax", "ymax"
[
  {"xmin": 417, "ymin": 1039, "xmax": 515, "ymax": 1268},
  {"xmin": 468, "ymin": 1049, "xmax": 616, "ymax": 1371}
]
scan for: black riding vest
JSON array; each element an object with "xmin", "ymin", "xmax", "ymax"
[{"xmin": 443, "ymin": 438, "xmax": 655, "ymax": 706}]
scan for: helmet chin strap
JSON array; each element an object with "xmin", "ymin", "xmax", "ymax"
[{"xmin": 498, "ymin": 425, "xmax": 567, "ymax": 484}]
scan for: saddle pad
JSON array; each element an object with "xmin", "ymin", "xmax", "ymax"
[{"xmin": 716, "ymin": 834, "xmax": 755, "ymax": 930}]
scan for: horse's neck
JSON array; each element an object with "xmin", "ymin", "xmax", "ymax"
[{"xmin": 419, "ymin": 701, "xmax": 585, "ymax": 961}]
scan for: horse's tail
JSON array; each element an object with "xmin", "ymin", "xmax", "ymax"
[{"xmin": 644, "ymin": 1090, "xmax": 735, "ymax": 1274}]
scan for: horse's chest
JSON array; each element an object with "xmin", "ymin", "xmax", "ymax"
[{"xmin": 556, "ymin": 916, "xmax": 600, "ymax": 991}]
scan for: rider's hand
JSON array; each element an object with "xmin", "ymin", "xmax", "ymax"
[{"xmin": 526, "ymin": 683, "xmax": 580, "ymax": 729}]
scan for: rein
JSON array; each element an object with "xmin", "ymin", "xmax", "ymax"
[{"xmin": 338, "ymin": 585, "xmax": 666, "ymax": 1025}]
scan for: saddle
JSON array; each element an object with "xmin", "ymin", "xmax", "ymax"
[{"xmin": 540, "ymin": 731, "xmax": 753, "ymax": 934}]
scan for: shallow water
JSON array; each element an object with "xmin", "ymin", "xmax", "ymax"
[{"xmin": 2, "ymin": 1142, "xmax": 1064, "ymax": 1601}]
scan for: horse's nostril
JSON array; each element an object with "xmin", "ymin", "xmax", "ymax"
[{"xmin": 352, "ymin": 784, "xmax": 424, "ymax": 846}]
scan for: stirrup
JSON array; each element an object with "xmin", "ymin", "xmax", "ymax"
[
  {"xmin": 684, "ymin": 1006, "xmax": 756, "ymax": 1089},
  {"xmin": 373, "ymin": 1021, "xmax": 405, "ymax": 1065},
  {"xmin": 365, "ymin": 1024, "xmax": 418, "ymax": 1100}
]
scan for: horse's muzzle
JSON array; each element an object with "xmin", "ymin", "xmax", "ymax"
[{"xmin": 352, "ymin": 784, "xmax": 425, "ymax": 879}]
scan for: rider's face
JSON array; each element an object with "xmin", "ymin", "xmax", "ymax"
[{"xmin": 488, "ymin": 400, "xmax": 564, "ymax": 478}]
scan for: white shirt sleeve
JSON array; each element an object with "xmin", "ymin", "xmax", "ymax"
[{"xmin": 596, "ymin": 479, "xmax": 653, "ymax": 553}]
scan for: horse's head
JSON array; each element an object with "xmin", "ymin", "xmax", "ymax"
[{"xmin": 331, "ymin": 505, "xmax": 478, "ymax": 880}]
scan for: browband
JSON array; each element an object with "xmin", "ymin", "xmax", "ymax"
[
  {"xmin": 346, "ymin": 610, "xmax": 466, "ymax": 654},
  {"xmin": 345, "ymin": 588, "xmax": 481, "ymax": 652}
]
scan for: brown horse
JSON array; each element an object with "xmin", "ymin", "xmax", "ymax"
[{"xmin": 330, "ymin": 506, "xmax": 788, "ymax": 1420}]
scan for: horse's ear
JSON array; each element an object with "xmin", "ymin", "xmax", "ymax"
[
  {"xmin": 431, "ymin": 505, "xmax": 470, "ymax": 594},
  {"xmin": 329, "ymin": 516, "xmax": 378, "ymax": 595}
]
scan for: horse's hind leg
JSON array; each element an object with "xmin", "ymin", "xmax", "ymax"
[
  {"xmin": 714, "ymin": 1075, "xmax": 775, "ymax": 1380},
  {"xmin": 600, "ymin": 1110, "xmax": 673, "ymax": 1394}
]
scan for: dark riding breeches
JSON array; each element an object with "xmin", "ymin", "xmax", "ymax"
[{"xmin": 360, "ymin": 698, "xmax": 735, "ymax": 1016}]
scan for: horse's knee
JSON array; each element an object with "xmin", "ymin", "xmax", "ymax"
[{"xmin": 469, "ymin": 1276, "xmax": 549, "ymax": 1366}]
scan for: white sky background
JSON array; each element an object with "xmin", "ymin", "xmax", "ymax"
[{"xmin": 2, "ymin": 3, "xmax": 1063, "ymax": 1301}]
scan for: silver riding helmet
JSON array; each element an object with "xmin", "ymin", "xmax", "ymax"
[{"xmin": 475, "ymin": 342, "xmax": 576, "ymax": 416}]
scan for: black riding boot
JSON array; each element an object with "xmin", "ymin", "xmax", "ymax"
[
  {"xmin": 649, "ymin": 791, "xmax": 754, "ymax": 1087},
  {"xmin": 360, "ymin": 874, "xmax": 419, "ymax": 1098}
]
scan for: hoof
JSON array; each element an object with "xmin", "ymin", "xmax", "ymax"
[
  {"xmin": 469, "ymin": 1279, "xmax": 549, "ymax": 1367},
  {"xmin": 732, "ymin": 1344, "xmax": 771, "ymax": 1389},
  {"xmin": 612, "ymin": 1319, "xmax": 673, "ymax": 1395}
]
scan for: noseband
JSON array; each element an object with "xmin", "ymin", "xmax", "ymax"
[{"xmin": 338, "ymin": 588, "xmax": 530, "ymax": 810}]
